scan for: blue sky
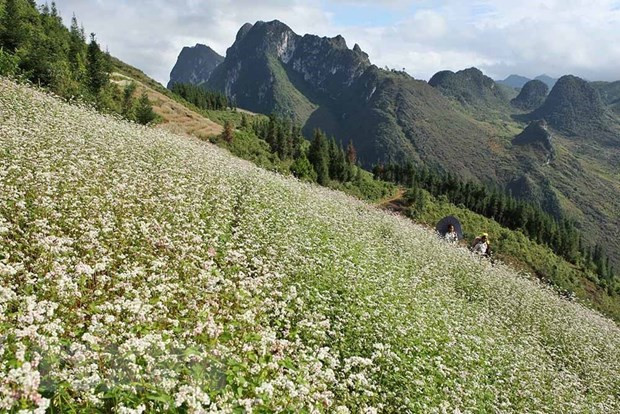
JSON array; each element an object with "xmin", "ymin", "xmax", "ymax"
[{"xmin": 40, "ymin": 1, "xmax": 620, "ymax": 85}]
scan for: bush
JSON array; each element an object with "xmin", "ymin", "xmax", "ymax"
[{"xmin": 0, "ymin": 47, "xmax": 19, "ymax": 77}]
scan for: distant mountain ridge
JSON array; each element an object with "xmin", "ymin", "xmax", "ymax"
[
  {"xmin": 168, "ymin": 44, "xmax": 224, "ymax": 88},
  {"xmin": 497, "ymin": 74, "xmax": 558, "ymax": 90}
]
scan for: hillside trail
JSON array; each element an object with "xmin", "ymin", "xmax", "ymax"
[{"xmin": 377, "ymin": 187, "xmax": 407, "ymax": 211}]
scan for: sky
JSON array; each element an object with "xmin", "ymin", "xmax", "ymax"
[{"xmin": 40, "ymin": 0, "xmax": 620, "ymax": 85}]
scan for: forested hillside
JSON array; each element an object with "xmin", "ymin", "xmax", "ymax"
[{"xmin": 0, "ymin": 0, "xmax": 158, "ymax": 124}]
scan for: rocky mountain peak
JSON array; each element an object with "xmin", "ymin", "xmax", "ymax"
[
  {"xmin": 202, "ymin": 21, "xmax": 372, "ymax": 116},
  {"xmin": 511, "ymin": 79, "xmax": 548, "ymax": 111},
  {"xmin": 531, "ymin": 75, "xmax": 605, "ymax": 134},
  {"xmin": 512, "ymin": 119, "xmax": 555, "ymax": 162},
  {"xmin": 236, "ymin": 23, "xmax": 254, "ymax": 41},
  {"xmin": 429, "ymin": 67, "xmax": 507, "ymax": 107},
  {"xmin": 167, "ymin": 44, "xmax": 224, "ymax": 88}
]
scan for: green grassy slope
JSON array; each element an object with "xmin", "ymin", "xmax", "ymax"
[
  {"xmin": 390, "ymin": 189, "xmax": 620, "ymax": 321},
  {"xmin": 2, "ymin": 79, "xmax": 620, "ymax": 413}
]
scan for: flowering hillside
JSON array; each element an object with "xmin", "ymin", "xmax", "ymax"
[{"xmin": 1, "ymin": 78, "xmax": 619, "ymax": 413}]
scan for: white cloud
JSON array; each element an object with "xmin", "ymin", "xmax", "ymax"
[{"xmin": 45, "ymin": 0, "xmax": 620, "ymax": 84}]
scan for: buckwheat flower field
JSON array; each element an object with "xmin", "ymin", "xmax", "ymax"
[{"xmin": 1, "ymin": 78, "xmax": 619, "ymax": 413}]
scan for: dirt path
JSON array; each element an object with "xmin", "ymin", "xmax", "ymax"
[{"xmin": 377, "ymin": 188, "xmax": 406, "ymax": 210}]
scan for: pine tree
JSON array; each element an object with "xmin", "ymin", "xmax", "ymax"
[
  {"xmin": 308, "ymin": 129, "xmax": 329, "ymax": 185},
  {"xmin": 68, "ymin": 14, "xmax": 86, "ymax": 79},
  {"xmin": 135, "ymin": 91, "xmax": 156, "ymax": 125},
  {"xmin": 222, "ymin": 120, "xmax": 234, "ymax": 143},
  {"xmin": 122, "ymin": 82, "xmax": 137, "ymax": 120},
  {"xmin": 0, "ymin": 0, "xmax": 26, "ymax": 53},
  {"xmin": 291, "ymin": 125, "xmax": 304, "ymax": 159},
  {"xmin": 86, "ymin": 33, "xmax": 108, "ymax": 96},
  {"xmin": 346, "ymin": 140, "xmax": 357, "ymax": 165},
  {"xmin": 240, "ymin": 113, "xmax": 249, "ymax": 129}
]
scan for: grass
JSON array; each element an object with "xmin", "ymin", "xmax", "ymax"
[{"xmin": 1, "ymin": 78, "xmax": 619, "ymax": 413}]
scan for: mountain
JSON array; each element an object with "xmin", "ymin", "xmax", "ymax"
[
  {"xmin": 512, "ymin": 119, "xmax": 555, "ymax": 161},
  {"xmin": 510, "ymin": 79, "xmax": 549, "ymax": 111},
  {"xmin": 497, "ymin": 74, "xmax": 558, "ymax": 90},
  {"xmin": 207, "ymin": 20, "xmax": 371, "ymax": 124},
  {"xmin": 529, "ymin": 75, "xmax": 608, "ymax": 136},
  {"xmin": 497, "ymin": 74, "xmax": 531, "ymax": 89},
  {"xmin": 168, "ymin": 44, "xmax": 224, "ymax": 88},
  {"xmin": 205, "ymin": 21, "xmax": 499, "ymax": 179},
  {"xmin": 535, "ymin": 74, "xmax": 558, "ymax": 89},
  {"xmin": 592, "ymin": 80, "xmax": 620, "ymax": 116},
  {"xmin": 428, "ymin": 67, "xmax": 510, "ymax": 109},
  {"xmin": 173, "ymin": 21, "xmax": 620, "ymax": 270}
]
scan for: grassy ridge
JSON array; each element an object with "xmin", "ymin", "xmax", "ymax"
[{"xmin": 1, "ymin": 79, "xmax": 619, "ymax": 412}]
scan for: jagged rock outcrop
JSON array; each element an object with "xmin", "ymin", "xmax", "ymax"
[
  {"xmin": 511, "ymin": 80, "xmax": 548, "ymax": 111},
  {"xmin": 512, "ymin": 120, "xmax": 555, "ymax": 162},
  {"xmin": 205, "ymin": 20, "xmax": 371, "ymax": 118},
  {"xmin": 530, "ymin": 75, "xmax": 605, "ymax": 134},
  {"xmin": 428, "ymin": 67, "xmax": 509, "ymax": 108},
  {"xmin": 168, "ymin": 44, "xmax": 224, "ymax": 88}
]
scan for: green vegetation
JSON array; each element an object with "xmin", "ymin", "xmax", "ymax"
[
  {"xmin": 510, "ymin": 79, "xmax": 548, "ymax": 111},
  {"xmin": 210, "ymin": 113, "xmax": 394, "ymax": 201},
  {"xmin": 373, "ymin": 162, "xmax": 620, "ymax": 320},
  {"xmin": 186, "ymin": 20, "xmax": 620, "ymax": 276},
  {"xmin": 428, "ymin": 67, "xmax": 512, "ymax": 119},
  {"xmin": 170, "ymin": 82, "xmax": 229, "ymax": 111},
  {"xmin": 398, "ymin": 188, "xmax": 620, "ymax": 321},
  {"xmin": 374, "ymin": 163, "xmax": 617, "ymax": 287},
  {"xmin": 0, "ymin": 0, "xmax": 157, "ymax": 121}
]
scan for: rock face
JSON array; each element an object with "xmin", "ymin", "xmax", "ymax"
[
  {"xmin": 511, "ymin": 80, "xmax": 548, "ymax": 111},
  {"xmin": 206, "ymin": 20, "xmax": 371, "ymax": 118},
  {"xmin": 168, "ymin": 44, "xmax": 224, "ymax": 88},
  {"xmin": 512, "ymin": 120, "xmax": 555, "ymax": 161},
  {"xmin": 199, "ymin": 20, "xmax": 498, "ymax": 180},
  {"xmin": 428, "ymin": 67, "xmax": 509, "ymax": 108},
  {"xmin": 530, "ymin": 75, "xmax": 605, "ymax": 134}
]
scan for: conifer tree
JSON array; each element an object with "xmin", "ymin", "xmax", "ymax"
[
  {"xmin": 0, "ymin": 0, "xmax": 26, "ymax": 52},
  {"xmin": 346, "ymin": 140, "xmax": 357, "ymax": 165},
  {"xmin": 308, "ymin": 129, "xmax": 329, "ymax": 185},
  {"xmin": 222, "ymin": 120, "xmax": 234, "ymax": 143},
  {"xmin": 68, "ymin": 14, "xmax": 86, "ymax": 79},
  {"xmin": 122, "ymin": 82, "xmax": 137, "ymax": 120},
  {"xmin": 291, "ymin": 125, "xmax": 304, "ymax": 159},
  {"xmin": 240, "ymin": 113, "xmax": 249, "ymax": 129},
  {"xmin": 86, "ymin": 33, "xmax": 108, "ymax": 96},
  {"xmin": 135, "ymin": 91, "xmax": 156, "ymax": 125}
]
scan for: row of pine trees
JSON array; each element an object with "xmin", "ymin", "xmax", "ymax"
[
  {"xmin": 250, "ymin": 115, "xmax": 359, "ymax": 185},
  {"xmin": 0, "ymin": 0, "xmax": 156, "ymax": 124},
  {"xmin": 373, "ymin": 162, "xmax": 617, "ymax": 285},
  {"xmin": 170, "ymin": 82, "xmax": 230, "ymax": 111}
]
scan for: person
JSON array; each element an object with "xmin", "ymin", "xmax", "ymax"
[
  {"xmin": 471, "ymin": 233, "xmax": 490, "ymax": 256},
  {"xmin": 444, "ymin": 224, "xmax": 458, "ymax": 244}
]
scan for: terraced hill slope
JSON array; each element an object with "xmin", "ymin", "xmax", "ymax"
[{"xmin": 1, "ymin": 79, "xmax": 620, "ymax": 412}]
